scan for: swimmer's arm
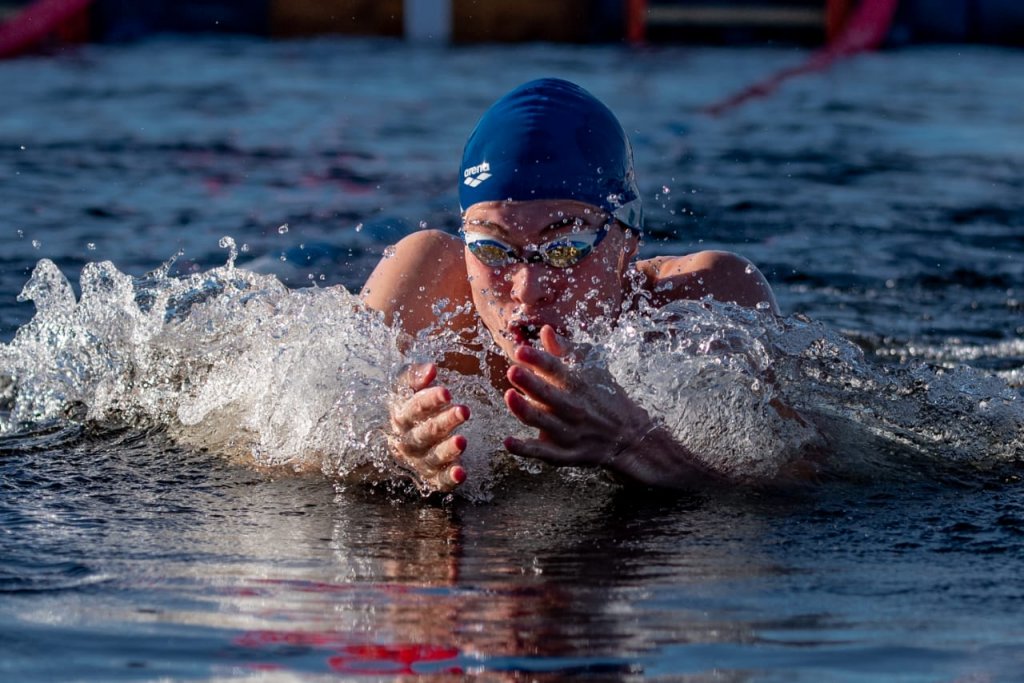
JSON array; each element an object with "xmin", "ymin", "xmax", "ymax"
[
  {"xmin": 608, "ymin": 402, "xmax": 821, "ymax": 488},
  {"xmin": 360, "ymin": 229, "xmax": 473, "ymax": 336},
  {"xmin": 503, "ymin": 326, "xmax": 818, "ymax": 489},
  {"xmin": 638, "ymin": 250, "xmax": 779, "ymax": 313},
  {"xmin": 601, "ymin": 420, "xmax": 728, "ymax": 489},
  {"xmin": 502, "ymin": 326, "xmax": 727, "ymax": 490},
  {"xmin": 323, "ymin": 361, "xmax": 469, "ymax": 494},
  {"xmin": 385, "ymin": 361, "xmax": 468, "ymax": 493},
  {"xmin": 639, "ymin": 252, "xmax": 818, "ymax": 482}
]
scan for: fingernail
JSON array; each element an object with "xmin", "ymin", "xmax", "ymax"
[
  {"xmin": 451, "ymin": 466, "xmax": 466, "ymax": 484},
  {"xmin": 503, "ymin": 437, "xmax": 518, "ymax": 450},
  {"xmin": 457, "ymin": 405, "xmax": 470, "ymax": 420},
  {"xmin": 504, "ymin": 388, "xmax": 524, "ymax": 407}
]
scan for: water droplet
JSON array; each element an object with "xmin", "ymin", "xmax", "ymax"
[
  {"xmin": 355, "ymin": 223, "xmax": 364, "ymax": 233},
  {"xmin": 86, "ymin": 243, "xmax": 96, "ymax": 250},
  {"xmin": 278, "ymin": 224, "xmax": 289, "ymax": 234},
  {"xmin": 31, "ymin": 239, "xmax": 41, "ymax": 249},
  {"xmin": 16, "ymin": 229, "xmax": 23, "ymax": 238},
  {"xmin": 661, "ymin": 185, "xmax": 671, "ymax": 194},
  {"xmin": 279, "ymin": 254, "xmax": 287, "ymax": 262},
  {"xmin": 419, "ymin": 221, "xmax": 428, "ymax": 229},
  {"xmin": 596, "ymin": 167, "xmax": 604, "ymax": 174},
  {"xmin": 744, "ymin": 264, "xmax": 755, "ymax": 275},
  {"xmin": 755, "ymin": 301, "xmax": 771, "ymax": 311},
  {"xmin": 240, "ymin": 243, "xmax": 250, "ymax": 253}
]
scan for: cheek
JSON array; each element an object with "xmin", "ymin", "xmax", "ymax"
[
  {"xmin": 466, "ymin": 265, "xmax": 511, "ymax": 310},
  {"xmin": 562, "ymin": 261, "xmax": 625, "ymax": 314}
]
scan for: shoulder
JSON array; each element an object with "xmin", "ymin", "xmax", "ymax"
[
  {"xmin": 360, "ymin": 230, "xmax": 471, "ymax": 334},
  {"xmin": 386, "ymin": 229, "xmax": 464, "ymax": 261},
  {"xmin": 635, "ymin": 250, "xmax": 779, "ymax": 313}
]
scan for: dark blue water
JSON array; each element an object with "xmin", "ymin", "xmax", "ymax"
[{"xmin": 1, "ymin": 38, "xmax": 1022, "ymax": 681}]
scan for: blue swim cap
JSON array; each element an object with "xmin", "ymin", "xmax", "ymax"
[{"xmin": 459, "ymin": 78, "xmax": 643, "ymax": 231}]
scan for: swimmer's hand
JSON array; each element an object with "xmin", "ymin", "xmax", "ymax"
[
  {"xmin": 502, "ymin": 325, "xmax": 721, "ymax": 489},
  {"xmin": 388, "ymin": 362, "xmax": 469, "ymax": 493}
]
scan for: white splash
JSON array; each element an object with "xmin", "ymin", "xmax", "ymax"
[
  {"xmin": 0, "ymin": 258, "xmax": 400, "ymax": 479},
  {"xmin": 0, "ymin": 256, "xmax": 1021, "ymax": 497}
]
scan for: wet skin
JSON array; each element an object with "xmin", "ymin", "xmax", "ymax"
[{"xmin": 361, "ymin": 199, "xmax": 779, "ymax": 493}]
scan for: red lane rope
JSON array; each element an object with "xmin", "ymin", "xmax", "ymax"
[{"xmin": 703, "ymin": 0, "xmax": 900, "ymax": 116}]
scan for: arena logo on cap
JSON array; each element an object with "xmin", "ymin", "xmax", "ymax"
[{"xmin": 463, "ymin": 161, "xmax": 491, "ymax": 188}]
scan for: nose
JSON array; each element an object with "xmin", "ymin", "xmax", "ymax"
[{"xmin": 509, "ymin": 263, "xmax": 554, "ymax": 307}]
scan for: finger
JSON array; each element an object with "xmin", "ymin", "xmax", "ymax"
[
  {"xmin": 504, "ymin": 435, "xmax": 584, "ymax": 466},
  {"xmin": 511, "ymin": 343, "xmax": 570, "ymax": 385},
  {"xmin": 435, "ymin": 464, "xmax": 467, "ymax": 491},
  {"xmin": 540, "ymin": 325, "xmax": 596, "ymax": 368},
  {"xmin": 401, "ymin": 362, "xmax": 437, "ymax": 392},
  {"xmin": 392, "ymin": 385, "xmax": 451, "ymax": 430},
  {"xmin": 423, "ymin": 434, "xmax": 467, "ymax": 469},
  {"xmin": 504, "ymin": 389, "xmax": 573, "ymax": 444},
  {"xmin": 539, "ymin": 325, "xmax": 570, "ymax": 357},
  {"xmin": 506, "ymin": 365, "xmax": 583, "ymax": 421},
  {"xmin": 404, "ymin": 404, "xmax": 470, "ymax": 452}
]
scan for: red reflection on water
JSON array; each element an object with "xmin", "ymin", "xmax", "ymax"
[
  {"xmin": 233, "ymin": 630, "xmax": 461, "ymax": 675},
  {"xmin": 328, "ymin": 644, "xmax": 461, "ymax": 675}
]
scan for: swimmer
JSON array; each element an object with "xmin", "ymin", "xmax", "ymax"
[{"xmin": 361, "ymin": 78, "xmax": 781, "ymax": 493}]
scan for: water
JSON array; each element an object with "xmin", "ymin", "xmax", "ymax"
[{"xmin": 1, "ymin": 37, "xmax": 1022, "ymax": 681}]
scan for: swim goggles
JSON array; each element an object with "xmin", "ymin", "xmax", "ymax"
[{"xmin": 461, "ymin": 222, "xmax": 610, "ymax": 269}]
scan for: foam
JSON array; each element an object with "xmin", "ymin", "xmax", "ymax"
[{"xmin": 1, "ymin": 252, "xmax": 1021, "ymax": 499}]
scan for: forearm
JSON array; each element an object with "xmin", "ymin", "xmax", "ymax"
[{"xmin": 604, "ymin": 418, "xmax": 728, "ymax": 490}]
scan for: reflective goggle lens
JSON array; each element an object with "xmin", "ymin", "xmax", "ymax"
[
  {"xmin": 462, "ymin": 231, "xmax": 604, "ymax": 269},
  {"xmin": 466, "ymin": 238, "xmax": 518, "ymax": 267},
  {"xmin": 541, "ymin": 241, "xmax": 590, "ymax": 268}
]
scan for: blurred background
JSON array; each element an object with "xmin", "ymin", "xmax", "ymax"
[{"xmin": 3, "ymin": 0, "xmax": 1024, "ymax": 51}]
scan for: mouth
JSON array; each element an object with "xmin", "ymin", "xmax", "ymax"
[{"xmin": 507, "ymin": 319, "xmax": 545, "ymax": 345}]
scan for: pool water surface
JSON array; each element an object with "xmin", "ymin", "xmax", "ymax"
[{"xmin": 0, "ymin": 37, "xmax": 1022, "ymax": 681}]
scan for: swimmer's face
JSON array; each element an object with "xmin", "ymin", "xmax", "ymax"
[{"xmin": 462, "ymin": 199, "xmax": 637, "ymax": 358}]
